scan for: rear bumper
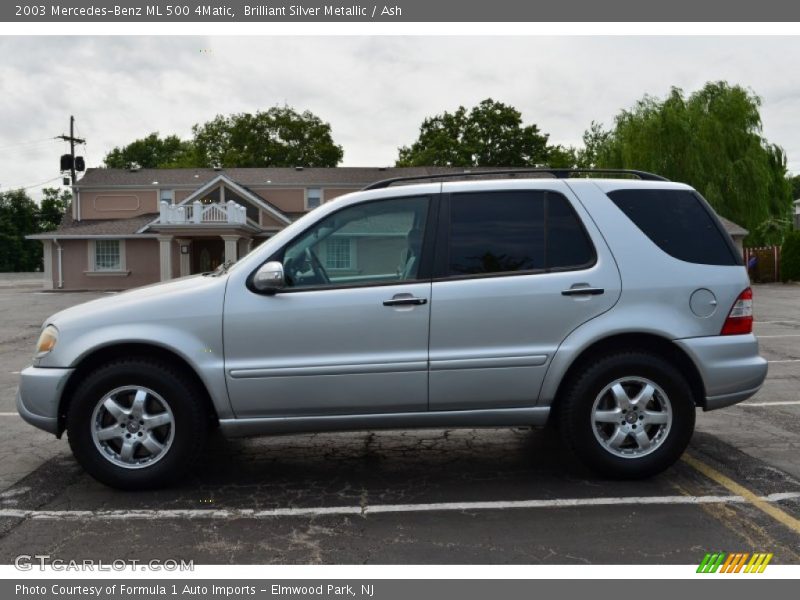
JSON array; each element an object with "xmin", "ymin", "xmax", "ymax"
[
  {"xmin": 16, "ymin": 366, "xmax": 73, "ymax": 435},
  {"xmin": 674, "ymin": 334, "xmax": 768, "ymax": 411}
]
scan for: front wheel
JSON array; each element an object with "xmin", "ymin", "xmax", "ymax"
[
  {"xmin": 67, "ymin": 359, "xmax": 208, "ymax": 490},
  {"xmin": 558, "ymin": 351, "xmax": 696, "ymax": 479}
]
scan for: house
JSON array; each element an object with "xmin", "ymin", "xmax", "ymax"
[
  {"xmin": 716, "ymin": 215, "xmax": 749, "ymax": 257},
  {"xmin": 794, "ymin": 199, "xmax": 800, "ymax": 229},
  {"xmin": 28, "ymin": 167, "xmax": 752, "ymax": 290},
  {"xmin": 27, "ymin": 167, "xmax": 467, "ymax": 291}
]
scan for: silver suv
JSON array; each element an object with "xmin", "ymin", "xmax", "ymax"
[{"xmin": 17, "ymin": 170, "xmax": 768, "ymax": 489}]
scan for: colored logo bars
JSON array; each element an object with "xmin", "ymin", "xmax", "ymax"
[{"xmin": 697, "ymin": 552, "xmax": 773, "ymax": 573}]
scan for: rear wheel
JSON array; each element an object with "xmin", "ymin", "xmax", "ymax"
[
  {"xmin": 67, "ymin": 359, "xmax": 207, "ymax": 490},
  {"xmin": 558, "ymin": 351, "xmax": 695, "ymax": 478}
]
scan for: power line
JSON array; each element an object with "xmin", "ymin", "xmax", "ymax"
[
  {"xmin": 0, "ymin": 138, "xmax": 58, "ymax": 153},
  {"xmin": 0, "ymin": 175, "xmax": 63, "ymax": 192}
]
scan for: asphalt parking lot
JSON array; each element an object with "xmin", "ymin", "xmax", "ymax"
[{"xmin": 0, "ymin": 276, "xmax": 798, "ymax": 564}]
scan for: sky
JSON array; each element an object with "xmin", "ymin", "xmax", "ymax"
[{"xmin": 1, "ymin": 35, "xmax": 799, "ymax": 199}]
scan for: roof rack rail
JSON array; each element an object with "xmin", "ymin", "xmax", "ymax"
[{"xmin": 363, "ymin": 168, "xmax": 669, "ymax": 190}]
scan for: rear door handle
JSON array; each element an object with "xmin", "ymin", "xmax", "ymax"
[
  {"xmin": 561, "ymin": 287, "xmax": 605, "ymax": 296},
  {"xmin": 383, "ymin": 297, "xmax": 428, "ymax": 307}
]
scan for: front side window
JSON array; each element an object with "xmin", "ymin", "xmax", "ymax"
[
  {"xmin": 94, "ymin": 240, "xmax": 121, "ymax": 271},
  {"xmin": 281, "ymin": 196, "xmax": 429, "ymax": 289},
  {"xmin": 447, "ymin": 190, "xmax": 594, "ymax": 277}
]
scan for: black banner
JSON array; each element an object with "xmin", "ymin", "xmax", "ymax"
[
  {"xmin": 5, "ymin": 579, "xmax": 800, "ymax": 600},
  {"xmin": 4, "ymin": 0, "xmax": 800, "ymax": 22}
]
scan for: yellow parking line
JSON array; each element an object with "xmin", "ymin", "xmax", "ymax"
[{"xmin": 682, "ymin": 453, "xmax": 800, "ymax": 535}]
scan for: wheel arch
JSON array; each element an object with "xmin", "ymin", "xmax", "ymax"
[
  {"xmin": 57, "ymin": 343, "xmax": 219, "ymax": 438},
  {"xmin": 549, "ymin": 333, "xmax": 706, "ymax": 417}
]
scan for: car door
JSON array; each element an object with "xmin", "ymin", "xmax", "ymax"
[
  {"xmin": 223, "ymin": 195, "xmax": 435, "ymax": 418},
  {"xmin": 428, "ymin": 181, "xmax": 621, "ymax": 411}
]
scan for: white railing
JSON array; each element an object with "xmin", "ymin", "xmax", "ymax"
[{"xmin": 159, "ymin": 200, "xmax": 247, "ymax": 225}]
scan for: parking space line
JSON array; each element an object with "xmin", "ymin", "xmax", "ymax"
[
  {"xmin": 757, "ymin": 334, "xmax": 800, "ymax": 338},
  {"xmin": 0, "ymin": 413, "xmax": 19, "ymax": 417},
  {"xmin": 742, "ymin": 401, "xmax": 800, "ymax": 407},
  {"xmin": 2, "ymin": 492, "xmax": 800, "ymax": 521},
  {"xmin": 766, "ymin": 359, "xmax": 800, "ymax": 363},
  {"xmin": 682, "ymin": 453, "xmax": 800, "ymax": 535}
]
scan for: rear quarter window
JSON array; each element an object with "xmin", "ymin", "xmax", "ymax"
[{"xmin": 605, "ymin": 189, "xmax": 741, "ymax": 266}]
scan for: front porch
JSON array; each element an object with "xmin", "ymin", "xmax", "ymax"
[{"xmin": 151, "ymin": 200, "xmax": 264, "ymax": 280}]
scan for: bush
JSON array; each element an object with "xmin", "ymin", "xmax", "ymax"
[{"xmin": 781, "ymin": 231, "xmax": 800, "ymax": 282}]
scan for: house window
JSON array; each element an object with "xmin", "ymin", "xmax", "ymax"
[
  {"xmin": 306, "ymin": 188, "xmax": 323, "ymax": 210},
  {"xmin": 93, "ymin": 240, "xmax": 122, "ymax": 271},
  {"xmin": 325, "ymin": 237, "xmax": 353, "ymax": 270},
  {"xmin": 160, "ymin": 189, "xmax": 175, "ymax": 204}
]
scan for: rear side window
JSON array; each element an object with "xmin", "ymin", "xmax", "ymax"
[
  {"xmin": 446, "ymin": 191, "xmax": 594, "ymax": 276},
  {"xmin": 547, "ymin": 193, "xmax": 595, "ymax": 269},
  {"xmin": 606, "ymin": 189, "xmax": 739, "ymax": 266}
]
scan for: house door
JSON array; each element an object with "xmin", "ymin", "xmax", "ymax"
[{"xmin": 192, "ymin": 239, "xmax": 225, "ymax": 274}]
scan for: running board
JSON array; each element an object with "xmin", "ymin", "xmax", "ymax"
[{"xmin": 219, "ymin": 407, "xmax": 551, "ymax": 438}]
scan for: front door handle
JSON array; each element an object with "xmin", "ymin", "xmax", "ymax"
[
  {"xmin": 561, "ymin": 286, "xmax": 605, "ymax": 296},
  {"xmin": 383, "ymin": 296, "xmax": 428, "ymax": 307}
]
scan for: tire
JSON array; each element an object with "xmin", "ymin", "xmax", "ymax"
[
  {"xmin": 558, "ymin": 351, "xmax": 696, "ymax": 479},
  {"xmin": 66, "ymin": 358, "xmax": 208, "ymax": 490}
]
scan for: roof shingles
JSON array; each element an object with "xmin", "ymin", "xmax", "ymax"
[
  {"xmin": 75, "ymin": 167, "xmax": 473, "ymax": 188},
  {"xmin": 29, "ymin": 211, "xmax": 159, "ymax": 238}
]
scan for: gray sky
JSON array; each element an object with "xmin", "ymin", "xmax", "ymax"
[{"xmin": 1, "ymin": 36, "xmax": 799, "ymax": 198}]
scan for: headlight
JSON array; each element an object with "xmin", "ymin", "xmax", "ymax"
[{"xmin": 35, "ymin": 325, "xmax": 59, "ymax": 357}]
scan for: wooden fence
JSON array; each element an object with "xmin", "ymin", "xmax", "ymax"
[{"xmin": 744, "ymin": 246, "xmax": 781, "ymax": 283}]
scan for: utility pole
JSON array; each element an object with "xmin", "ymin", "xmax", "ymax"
[{"xmin": 57, "ymin": 115, "xmax": 85, "ymax": 186}]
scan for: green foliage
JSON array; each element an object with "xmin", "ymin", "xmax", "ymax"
[
  {"xmin": 790, "ymin": 174, "xmax": 800, "ymax": 200},
  {"xmin": 396, "ymin": 98, "xmax": 572, "ymax": 168},
  {"xmin": 575, "ymin": 122, "xmax": 613, "ymax": 168},
  {"xmin": 781, "ymin": 231, "xmax": 800, "ymax": 282},
  {"xmin": 104, "ymin": 133, "xmax": 197, "ymax": 169},
  {"xmin": 585, "ymin": 82, "xmax": 793, "ymax": 244},
  {"xmin": 0, "ymin": 189, "xmax": 42, "ymax": 271},
  {"xmin": 191, "ymin": 106, "xmax": 343, "ymax": 168},
  {"xmin": 38, "ymin": 187, "xmax": 72, "ymax": 232},
  {"xmin": 103, "ymin": 107, "xmax": 343, "ymax": 169},
  {"xmin": 0, "ymin": 187, "xmax": 73, "ymax": 272}
]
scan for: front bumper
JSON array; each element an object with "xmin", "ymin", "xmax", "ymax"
[
  {"xmin": 674, "ymin": 334, "xmax": 768, "ymax": 411},
  {"xmin": 16, "ymin": 366, "xmax": 74, "ymax": 435}
]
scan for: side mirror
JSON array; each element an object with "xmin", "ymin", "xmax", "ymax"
[{"xmin": 253, "ymin": 261, "xmax": 286, "ymax": 294}]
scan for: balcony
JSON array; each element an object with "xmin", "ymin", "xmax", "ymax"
[{"xmin": 158, "ymin": 200, "xmax": 247, "ymax": 225}]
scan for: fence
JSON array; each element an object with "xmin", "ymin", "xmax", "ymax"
[{"xmin": 744, "ymin": 246, "xmax": 781, "ymax": 283}]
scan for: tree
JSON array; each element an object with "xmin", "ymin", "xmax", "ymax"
[
  {"xmin": 575, "ymin": 121, "xmax": 613, "ymax": 168},
  {"xmin": 396, "ymin": 98, "xmax": 570, "ymax": 168},
  {"xmin": 781, "ymin": 231, "xmax": 800, "ymax": 282},
  {"xmin": 104, "ymin": 133, "xmax": 197, "ymax": 169},
  {"xmin": 790, "ymin": 174, "xmax": 800, "ymax": 200},
  {"xmin": 38, "ymin": 187, "xmax": 71, "ymax": 232},
  {"xmin": 192, "ymin": 106, "xmax": 343, "ymax": 168},
  {"xmin": 583, "ymin": 82, "xmax": 793, "ymax": 244},
  {"xmin": 0, "ymin": 189, "xmax": 41, "ymax": 272}
]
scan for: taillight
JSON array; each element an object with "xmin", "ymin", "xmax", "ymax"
[{"xmin": 720, "ymin": 287, "xmax": 753, "ymax": 335}]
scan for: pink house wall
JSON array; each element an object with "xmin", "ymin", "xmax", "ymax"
[
  {"xmin": 174, "ymin": 190, "xmax": 194, "ymax": 204},
  {"xmin": 323, "ymin": 188, "xmax": 359, "ymax": 201},
  {"xmin": 251, "ymin": 188, "xmax": 305, "ymax": 213},
  {"xmin": 55, "ymin": 239, "xmax": 161, "ymax": 290},
  {"xmin": 78, "ymin": 189, "xmax": 159, "ymax": 220}
]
